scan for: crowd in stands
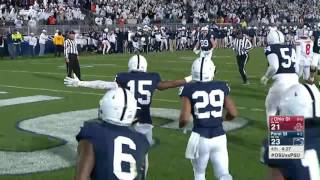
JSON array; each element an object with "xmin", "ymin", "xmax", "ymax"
[
  {"xmin": 0, "ymin": 22, "xmax": 317, "ymax": 59},
  {"xmin": 0, "ymin": 0, "xmax": 319, "ymax": 27},
  {"xmin": 0, "ymin": 0, "xmax": 86, "ymax": 26},
  {"xmin": 91, "ymin": 0, "xmax": 320, "ymax": 26}
]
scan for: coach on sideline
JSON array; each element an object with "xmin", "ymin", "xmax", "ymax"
[
  {"xmin": 64, "ymin": 31, "xmax": 81, "ymax": 80},
  {"xmin": 230, "ymin": 28, "xmax": 252, "ymax": 85}
]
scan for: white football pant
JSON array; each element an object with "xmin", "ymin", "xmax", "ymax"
[
  {"xmin": 298, "ymin": 65, "xmax": 310, "ymax": 80},
  {"xmin": 200, "ymin": 49, "xmax": 213, "ymax": 60},
  {"xmin": 134, "ymin": 123, "xmax": 154, "ymax": 178},
  {"xmin": 191, "ymin": 134, "xmax": 232, "ymax": 180}
]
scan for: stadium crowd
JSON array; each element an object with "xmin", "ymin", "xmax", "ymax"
[
  {"xmin": 0, "ymin": 23, "xmax": 317, "ymax": 59},
  {"xmin": 0, "ymin": 0, "xmax": 319, "ymax": 26}
]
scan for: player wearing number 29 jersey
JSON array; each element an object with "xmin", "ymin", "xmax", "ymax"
[
  {"xmin": 179, "ymin": 57, "xmax": 237, "ymax": 180},
  {"xmin": 75, "ymin": 88, "xmax": 150, "ymax": 180},
  {"xmin": 261, "ymin": 29, "xmax": 299, "ymax": 122},
  {"xmin": 261, "ymin": 83, "xmax": 320, "ymax": 180}
]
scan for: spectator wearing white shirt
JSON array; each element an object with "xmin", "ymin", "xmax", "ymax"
[
  {"xmin": 39, "ymin": 30, "xmax": 48, "ymax": 56},
  {"xmin": 105, "ymin": 16, "xmax": 113, "ymax": 25},
  {"xmin": 28, "ymin": 33, "xmax": 37, "ymax": 57},
  {"xmin": 107, "ymin": 31, "xmax": 116, "ymax": 53}
]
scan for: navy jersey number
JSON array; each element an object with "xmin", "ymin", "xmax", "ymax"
[
  {"xmin": 200, "ymin": 40, "xmax": 209, "ymax": 47},
  {"xmin": 192, "ymin": 90, "xmax": 224, "ymax": 119},
  {"xmin": 127, "ymin": 80, "xmax": 152, "ymax": 105},
  {"xmin": 279, "ymin": 48, "xmax": 296, "ymax": 68},
  {"xmin": 113, "ymin": 136, "xmax": 137, "ymax": 179}
]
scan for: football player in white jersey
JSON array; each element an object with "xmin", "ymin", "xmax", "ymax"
[
  {"xmin": 260, "ymin": 29, "xmax": 299, "ymax": 121},
  {"xmin": 261, "ymin": 82, "xmax": 320, "ymax": 180},
  {"xmin": 295, "ymin": 29, "xmax": 314, "ymax": 81}
]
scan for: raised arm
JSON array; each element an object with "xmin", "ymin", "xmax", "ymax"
[
  {"xmin": 64, "ymin": 75, "xmax": 118, "ymax": 90},
  {"xmin": 156, "ymin": 76, "xmax": 192, "ymax": 91}
]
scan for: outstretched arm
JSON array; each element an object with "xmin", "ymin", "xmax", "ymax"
[
  {"xmin": 156, "ymin": 76, "xmax": 192, "ymax": 91},
  {"xmin": 64, "ymin": 75, "xmax": 118, "ymax": 90}
]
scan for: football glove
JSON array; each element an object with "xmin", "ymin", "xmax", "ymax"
[
  {"xmin": 64, "ymin": 74, "xmax": 80, "ymax": 87},
  {"xmin": 193, "ymin": 48, "xmax": 200, "ymax": 55},
  {"xmin": 184, "ymin": 75, "xmax": 192, "ymax": 83},
  {"xmin": 260, "ymin": 76, "xmax": 269, "ymax": 85}
]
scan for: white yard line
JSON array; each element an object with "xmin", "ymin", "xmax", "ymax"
[
  {"xmin": 0, "ymin": 91, "xmax": 8, "ymax": 94},
  {"xmin": 0, "ymin": 95, "xmax": 62, "ymax": 107},
  {"xmin": 0, "ymin": 70, "xmax": 114, "ymax": 78},
  {"xmin": 0, "ymin": 84, "xmax": 265, "ymax": 112}
]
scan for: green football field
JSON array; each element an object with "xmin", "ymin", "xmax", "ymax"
[{"xmin": 0, "ymin": 48, "xmax": 269, "ymax": 180}]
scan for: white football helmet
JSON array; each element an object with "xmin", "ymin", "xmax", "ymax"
[
  {"xmin": 191, "ymin": 57, "xmax": 215, "ymax": 82},
  {"xmin": 279, "ymin": 84, "xmax": 320, "ymax": 118},
  {"xmin": 266, "ymin": 29, "xmax": 285, "ymax": 45},
  {"xmin": 128, "ymin": 55, "xmax": 147, "ymax": 72},
  {"xmin": 98, "ymin": 88, "xmax": 138, "ymax": 126}
]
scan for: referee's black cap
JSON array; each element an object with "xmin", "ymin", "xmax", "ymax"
[{"xmin": 69, "ymin": 30, "xmax": 76, "ymax": 34}]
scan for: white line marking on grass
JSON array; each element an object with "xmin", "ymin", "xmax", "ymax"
[
  {"xmin": 0, "ymin": 84, "xmax": 265, "ymax": 112},
  {"xmin": 0, "ymin": 95, "xmax": 62, "ymax": 107},
  {"xmin": 0, "ymin": 70, "xmax": 114, "ymax": 78},
  {"xmin": 0, "ymin": 108, "xmax": 247, "ymax": 174},
  {"xmin": 0, "ymin": 91, "xmax": 8, "ymax": 94}
]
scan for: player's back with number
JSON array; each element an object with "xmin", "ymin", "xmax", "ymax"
[
  {"xmin": 264, "ymin": 44, "xmax": 297, "ymax": 75},
  {"xmin": 180, "ymin": 80, "xmax": 230, "ymax": 138},
  {"xmin": 77, "ymin": 121, "xmax": 149, "ymax": 180},
  {"xmin": 116, "ymin": 71, "xmax": 161, "ymax": 124}
]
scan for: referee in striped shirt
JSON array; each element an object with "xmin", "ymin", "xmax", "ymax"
[
  {"xmin": 64, "ymin": 31, "xmax": 81, "ymax": 80},
  {"xmin": 230, "ymin": 29, "xmax": 253, "ymax": 85}
]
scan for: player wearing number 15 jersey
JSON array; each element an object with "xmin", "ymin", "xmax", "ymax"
[
  {"xmin": 75, "ymin": 88, "xmax": 150, "ymax": 180},
  {"xmin": 179, "ymin": 57, "xmax": 237, "ymax": 180},
  {"xmin": 260, "ymin": 29, "xmax": 299, "ymax": 122},
  {"xmin": 261, "ymin": 83, "xmax": 320, "ymax": 180},
  {"xmin": 65, "ymin": 54, "xmax": 191, "ymax": 177}
]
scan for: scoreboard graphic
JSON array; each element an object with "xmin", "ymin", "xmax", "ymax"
[{"xmin": 268, "ymin": 116, "xmax": 305, "ymax": 159}]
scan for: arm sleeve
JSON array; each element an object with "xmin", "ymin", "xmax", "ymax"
[
  {"xmin": 78, "ymin": 81, "xmax": 118, "ymax": 90},
  {"xmin": 264, "ymin": 53, "xmax": 279, "ymax": 78},
  {"xmin": 295, "ymin": 44, "xmax": 301, "ymax": 67},
  {"xmin": 223, "ymin": 83, "xmax": 230, "ymax": 96},
  {"xmin": 64, "ymin": 40, "xmax": 68, "ymax": 59},
  {"xmin": 245, "ymin": 39, "xmax": 252, "ymax": 50}
]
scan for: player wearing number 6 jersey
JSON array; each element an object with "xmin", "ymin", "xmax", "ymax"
[
  {"xmin": 179, "ymin": 57, "xmax": 237, "ymax": 180},
  {"xmin": 261, "ymin": 29, "xmax": 299, "ymax": 122},
  {"xmin": 75, "ymin": 88, "xmax": 150, "ymax": 180},
  {"xmin": 295, "ymin": 29, "xmax": 314, "ymax": 81},
  {"xmin": 261, "ymin": 83, "xmax": 320, "ymax": 180}
]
